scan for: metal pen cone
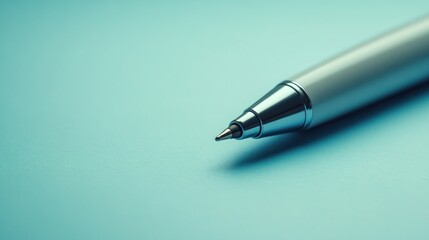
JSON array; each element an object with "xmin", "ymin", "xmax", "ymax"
[
  {"xmin": 215, "ymin": 128, "xmax": 232, "ymax": 141},
  {"xmin": 215, "ymin": 124, "xmax": 243, "ymax": 141}
]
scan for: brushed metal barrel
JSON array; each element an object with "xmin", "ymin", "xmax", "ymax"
[{"xmin": 292, "ymin": 16, "xmax": 429, "ymax": 127}]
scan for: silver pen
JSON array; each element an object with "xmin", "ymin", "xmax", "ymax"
[{"xmin": 216, "ymin": 16, "xmax": 429, "ymax": 141}]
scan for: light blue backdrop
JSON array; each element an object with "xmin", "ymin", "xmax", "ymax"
[{"xmin": 1, "ymin": 1, "xmax": 429, "ymax": 239}]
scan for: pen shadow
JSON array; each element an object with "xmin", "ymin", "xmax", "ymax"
[{"xmin": 226, "ymin": 78, "xmax": 429, "ymax": 171}]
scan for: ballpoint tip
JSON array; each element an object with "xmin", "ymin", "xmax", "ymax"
[
  {"xmin": 215, "ymin": 128, "xmax": 233, "ymax": 141},
  {"xmin": 215, "ymin": 124, "xmax": 243, "ymax": 142}
]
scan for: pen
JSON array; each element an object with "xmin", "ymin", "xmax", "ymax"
[{"xmin": 215, "ymin": 16, "xmax": 429, "ymax": 141}]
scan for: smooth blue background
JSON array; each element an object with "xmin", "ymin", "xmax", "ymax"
[{"xmin": 1, "ymin": 1, "xmax": 429, "ymax": 239}]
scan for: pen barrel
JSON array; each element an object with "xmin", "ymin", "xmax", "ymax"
[{"xmin": 292, "ymin": 16, "xmax": 429, "ymax": 127}]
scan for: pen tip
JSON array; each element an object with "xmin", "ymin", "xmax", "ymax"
[
  {"xmin": 215, "ymin": 124, "xmax": 243, "ymax": 141},
  {"xmin": 215, "ymin": 128, "xmax": 233, "ymax": 141}
]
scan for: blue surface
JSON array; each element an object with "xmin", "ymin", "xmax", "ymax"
[{"xmin": 1, "ymin": 1, "xmax": 429, "ymax": 239}]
